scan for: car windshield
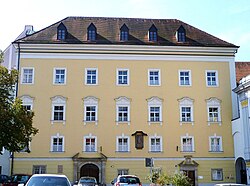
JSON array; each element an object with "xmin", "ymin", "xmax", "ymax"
[
  {"xmin": 119, "ymin": 177, "xmax": 140, "ymax": 184},
  {"xmin": 27, "ymin": 176, "xmax": 70, "ymax": 186},
  {"xmin": 80, "ymin": 178, "xmax": 96, "ymax": 183},
  {"xmin": 12, "ymin": 175, "xmax": 30, "ymax": 183}
]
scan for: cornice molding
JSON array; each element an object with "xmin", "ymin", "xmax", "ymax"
[{"xmin": 15, "ymin": 43, "xmax": 238, "ymax": 58}]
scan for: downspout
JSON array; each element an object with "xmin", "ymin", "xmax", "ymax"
[{"xmin": 11, "ymin": 42, "xmax": 21, "ymax": 176}]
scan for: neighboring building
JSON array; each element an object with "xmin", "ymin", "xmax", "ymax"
[
  {"xmin": 0, "ymin": 25, "xmax": 34, "ymax": 176},
  {"xmin": 235, "ymin": 62, "xmax": 250, "ymax": 84},
  {"xmin": 232, "ymin": 62, "xmax": 250, "ymax": 184},
  {"xmin": 12, "ymin": 17, "xmax": 238, "ymax": 186},
  {"xmin": 2, "ymin": 25, "xmax": 34, "ymax": 69}
]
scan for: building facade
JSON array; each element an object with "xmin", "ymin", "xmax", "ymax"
[
  {"xmin": 232, "ymin": 62, "xmax": 250, "ymax": 185},
  {"xmin": 12, "ymin": 17, "xmax": 238, "ymax": 186},
  {"xmin": 1, "ymin": 25, "xmax": 34, "ymax": 176}
]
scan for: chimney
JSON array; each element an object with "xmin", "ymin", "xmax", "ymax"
[{"xmin": 24, "ymin": 25, "xmax": 34, "ymax": 36}]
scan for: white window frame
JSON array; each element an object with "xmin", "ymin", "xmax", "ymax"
[
  {"xmin": 33, "ymin": 165, "xmax": 47, "ymax": 174},
  {"xmin": 211, "ymin": 169, "xmax": 223, "ymax": 181},
  {"xmin": 53, "ymin": 68, "xmax": 67, "ymax": 85},
  {"xmin": 179, "ymin": 70, "xmax": 192, "ymax": 86},
  {"xmin": 83, "ymin": 133, "xmax": 97, "ymax": 152},
  {"xmin": 85, "ymin": 68, "xmax": 98, "ymax": 85},
  {"xmin": 206, "ymin": 70, "xmax": 219, "ymax": 87},
  {"xmin": 209, "ymin": 134, "xmax": 223, "ymax": 152},
  {"xmin": 83, "ymin": 96, "xmax": 99, "ymax": 125},
  {"xmin": 51, "ymin": 96, "xmax": 67, "ymax": 124},
  {"xmin": 148, "ymin": 69, "xmax": 161, "ymax": 86},
  {"xmin": 206, "ymin": 97, "xmax": 222, "ymax": 125},
  {"xmin": 116, "ymin": 134, "xmax": 130, "ymax": 152},
  {"xmin": 20, "ymin": 95, "xmax": 34, "ymax": 111},
  {"xmin": 181, "ymin": 134, "xmax": 194, "ymax": 152},
  {"xmin": 178, "ymin": 97, "xmax": 194, "ymax": 125},
  {"xmin": 115, "ymin": 96, "xmax": 131, "ymax": 124},
  {"xmin": 149, "ymin": 134, "xmax": 162, "ymax": 152},
  {"xmin": 116, "ymin": 69, "xmax": 129, "ymax": 86},
  {"xmin": 21, "ymin": 67, "xmax": 34, "ymax": 84},
  {"xmin": 50, "ymin": 133, "xmax": 64, "ymax": 152},
  {"xmin": 147, "ymin": 97, "xmax": 163, "ymax": 125}
]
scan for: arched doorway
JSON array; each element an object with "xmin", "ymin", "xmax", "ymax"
[
  {"xmin": 235, "ymin": 157, "xmax": 247, "ymax": 184},
  {"xmin": 80, "ymin": 163, "xmax": 99, "ymax": 183}
]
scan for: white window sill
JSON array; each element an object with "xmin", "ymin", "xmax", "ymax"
[
  {"xmin": 148, "ymin": 121, "xmax": 163, "ymax": 125},
  {"xmin": 83, "ymin": 120, "xmax": 98, "ymax": 125},
  {"xmin": 51, "ymin": 120, "xmax": 66, "ymax": 125}
]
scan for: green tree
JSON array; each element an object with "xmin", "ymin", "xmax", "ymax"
[
  {"xmin": 170, "ymin": 172, "xmax": 191, "ymax": 186},
  {"xmin": 0, "ymin": 63, "xmax": 38, "ymax": 154}
]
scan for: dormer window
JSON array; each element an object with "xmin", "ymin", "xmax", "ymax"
[
  {"xmin": 57, "ymin": 23, "xmax": 67, "ymax": 40},
  {"xmin": 87, "ymin": 23, "xmax": 97, "ymax": 41},
  {"xmin": 120, "ymin": 24, "xmax": 129, "ymax": 41},
  {"xmin": 149, "ymin": 24, "xmax": 158, "ymax": 42},
  {"xmin": 177, "ymin": 25, "xmax": 186, "ymax": 42}
]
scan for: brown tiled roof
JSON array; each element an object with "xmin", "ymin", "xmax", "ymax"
[
  {"xmin": 236, "ymin": 62, "xmax": 250, "ymax": 83},
  {"xmin": 16, "ymin": 16, "xmax": 238, "ymax": 47}
]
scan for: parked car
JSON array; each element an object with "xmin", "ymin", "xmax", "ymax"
[
  {"xmin": 214, "ymin": 184, "xmax": 246, "ymax": 186},
  {"xmin": 3, "ymin": 174, "xmax": 30, "ymax": 186},
  {"xmin": 77, "ymin": 176, "xmax": 98, "ymax": 186},
  {"xmin": 0, "ymin": 174, "xmax": 10, "ymax": 184},
  {"xmin": 111, "ymin": 175, "xmax": 141, "ymax": 186},
  {"xmin": 17, "ymin": 174, "xmax": 71, "ymax": 186}
]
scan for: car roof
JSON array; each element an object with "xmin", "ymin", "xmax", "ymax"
[
  {"xmin": 118, "ymin": 175, "xmax": 138, "ymax": 177},
  {"xmin": 31, "ymin": 174, "xmax": 68, "ymax": 178}
]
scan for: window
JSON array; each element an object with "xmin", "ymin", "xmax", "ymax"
[
  {"xmin": 115, "ymin": 97, "xmax": 131, "ymax": 124},
  {"xmin": 181, "ymin": 134, "xmax": 194, "ymax": 152},
  {"xmin": 51, "ymin": 134, "xmax": 64, "ymax": 152},
  {"xmin": 57, "ymin": 23, "xmax": 67, "ymax": 40},
  {"xmin": 20, "ymin": 95, "xmax": 34, "ymax": 112},
  {"xmin": 85, "ymin": 68, "xmax": 98, "ymax": 85},
  {"xmin": 21, "ymin": 67, "xmax": 34, "ymax": 84},
  {"xmin": 116, "ymin": 134, "xmax": 130, "ymax": 152},
  {"xmin": 83, "ymin": 96, "xmax": 99, "ymax": 124},
  {"xmin": 209, "ymin": 135, "xmax": 223, "ymax": 152},
  {"xmin": 117, "ymin": 69, "xmax": 129, "ymax": 85},
  {"xmin": 57, "ymin": 165, "xmax": 63, "ymax": 174},
  {"xmin": 87, "ymin": 23, "xmax": 97, "ymax": 41},
  {"xmin": 206, "ymin": 98, "xmax": 221, "ymax": 125},
  {"xmin": 84, "ymin": 134, "xmax": 97, "ymax": 152},
  {"xmin": 33, "ymin": 165, "xmax": 46, "ymax": 174},
  {"xmin": 211, "ymin": 169, "xmax": 223, "ymax": 181},
  {"xmin": 120, "ymin": 24, "xmax": 129, "ymax": 41},
  {"xmin": 147, "ymin": 97, "xmax": 163, "ymax": 124},
  {"xmin": 179, "ymin": 70, "xmax": 191, "ymax": 86},
  {"xmin": 206, "ymin": 70, "xmax": 219, "ymax": 87},
  {"xmin": 149, "ymin": 24, "xmax": 157, "ymax": 42},
  {"xmin": 178, "ymin": 97, "xmax": 194, "ymax": 125},
  {"xmin": 181, "ymin": 107, "xmax": 191, "ymax": 122},
  {"xmin": 118, "ymin": 169, "xmax": 129, "ymax": 176},
  {"xmin": 149, "ymin": 135, "xmax": 162, "ymax": 152},
  {"xmin": 176, "ymin": 25, "xmax": 186, "ymax": 42},
  {"xmin": 150, "ymin": 107, "xmax": 160, "ymax": 122},
  {"xmin": 51, "ymin": 96, "xmax": 67, "ymax": 124},
  {"xmin": 148, "ymin": 69, "xmax": 161, "ymax": 86},
  {"xmin": 53, "ymin": 68, "xmax": 66, "ymax": 85}
]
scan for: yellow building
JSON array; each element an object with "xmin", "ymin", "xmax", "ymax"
[{"xmin": 13, "ymin": 17, "xmax": 239, "ymax": 186}]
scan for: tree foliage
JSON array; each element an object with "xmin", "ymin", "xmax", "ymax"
[
  {"xmin": 146, "ymin": 171, "xmax": 191, "ymax": 186},
  {"xmin": 0, "ymin": 65, "xmax": 38, "ymax": 153}
]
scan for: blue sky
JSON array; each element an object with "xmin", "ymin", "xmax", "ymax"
[{"xmin": 1, "ymin": 0, "xmax": 249, "ymax": 61}]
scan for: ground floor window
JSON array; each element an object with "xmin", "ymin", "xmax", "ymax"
[
  {"xmin": 33, "ymin": 165, "xmax": 46, "ymax": 174},
  {"xmin": 118, "ymin": 169, "xmax": 129, "ymax": 175},
  {"xmin": 211, "ymin": 169, "xmax": 223, "ymax": 181}
]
